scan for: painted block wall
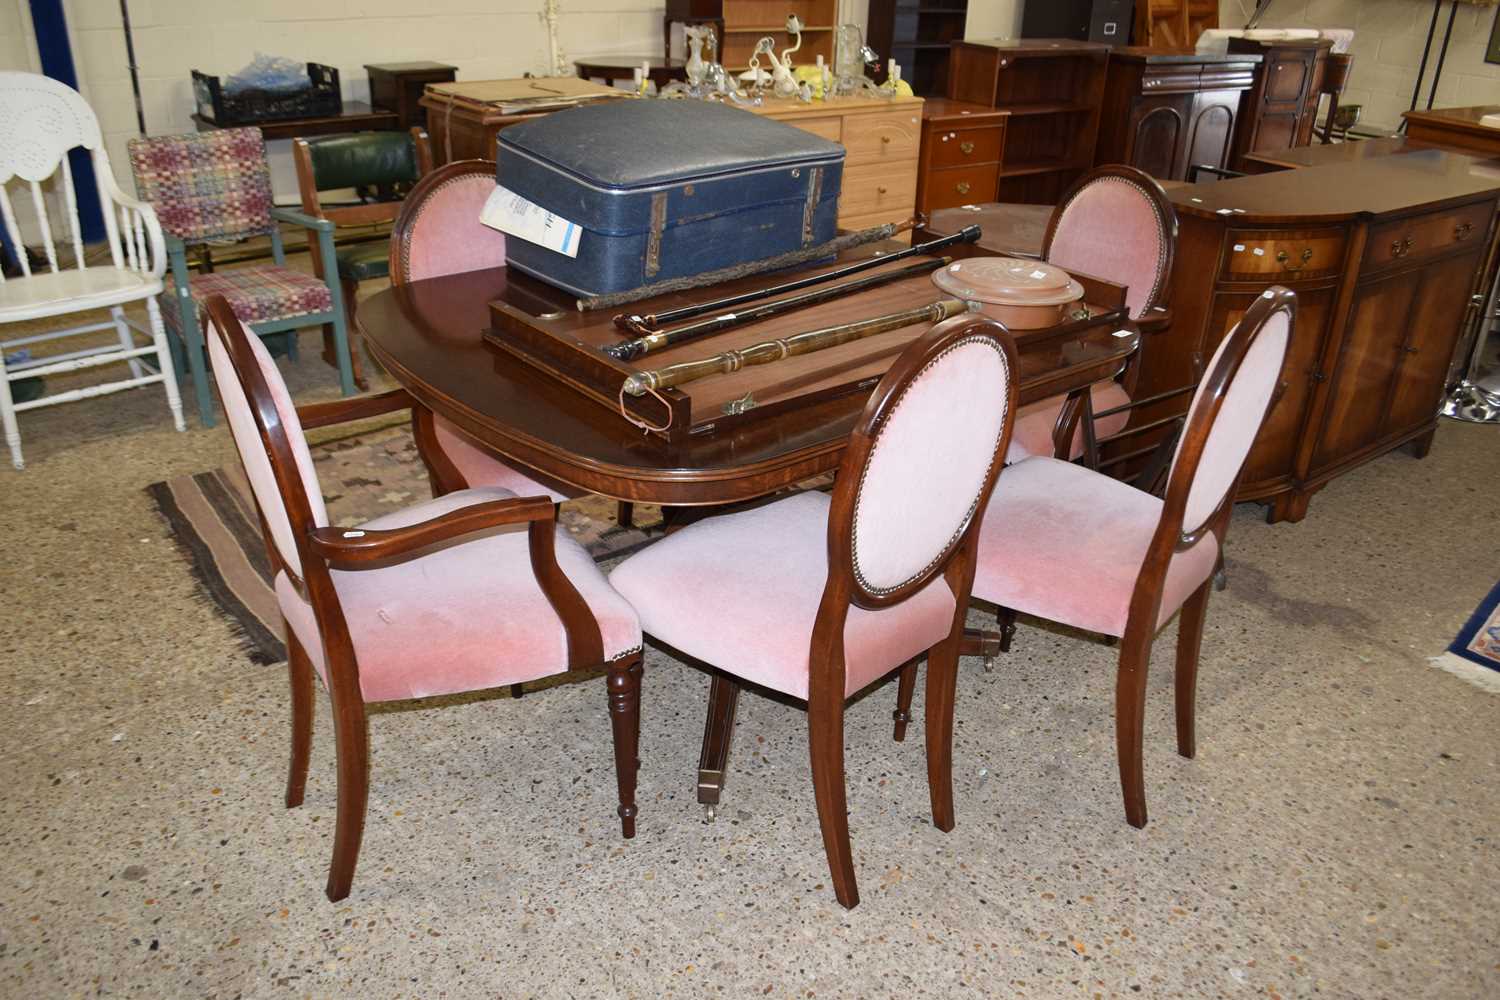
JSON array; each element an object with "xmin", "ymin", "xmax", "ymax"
[{"xmin": 1219, "ymin": 0, "xmax": 1500, "ymax": 130}]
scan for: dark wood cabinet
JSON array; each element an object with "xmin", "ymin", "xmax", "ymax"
[
  {"xmin": 916, "ymin": 98, "xmax": 1006, "ymax": 215},
  {"xmin": 1095, "ymin": 48, "xmax": 1258, "ymax": 181},
  {"xmin": 365, "ymin": 62, "xmax": 457, "ymax": 131},
  {"xmin": 1135, "ymin": 151, "xmax": 1500, "ymax": 523},
  {"xmin": 867, "ymin": 0, "xmax": 969, "ymax": 97},
  {"xmin": 1226, "ymin": 37, "xmax": 1330, "ymax": 170}
]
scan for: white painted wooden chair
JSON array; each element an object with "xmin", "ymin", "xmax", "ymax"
[{"xmin": 0, "ymin": 71, "xmax": 184, "ymax": 469}]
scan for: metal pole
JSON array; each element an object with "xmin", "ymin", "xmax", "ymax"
[
  {"xmin": 1426, "ymin": 1, "xmax": 1459, "ymax": 110},
  {"xmin": 1404, "ymin": 0, "xmax": 1444, "ymax": 130},
  {"xmin": 118, "ymin": 0, "xmax": 146, "ymax": 134}
]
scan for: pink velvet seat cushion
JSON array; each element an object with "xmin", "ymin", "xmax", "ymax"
[
  {"xmin": 432, "ymin": 415, "xmax": 577, "ymax": 502},
  {"xmin": 972, "ymin": 458, "xmax": 1218, "ymax": 638},
  {"xmin": 1006, "ymin": 380, "xmax": 1131, "ymax": 463},
  {"xmin": 609, "ymin": 491, "xmax": 957, "ymax": 701},
  {"xmin": 277, "ymin": 486, "xmax": 641, "ymax": 703}
]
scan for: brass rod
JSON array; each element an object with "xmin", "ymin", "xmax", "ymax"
[{"xmin": 622, "ymin": 298, "xmax": 973, "ymax": 397}]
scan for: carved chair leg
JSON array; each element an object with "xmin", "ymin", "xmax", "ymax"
[
  {"xmin": 1114, "ymin": 630, "xmax": 1153, "ymax": 830},
  {"xmin": 996, "ymin": 606, "xmax": 1017, "ymax": 652},
  {"xmin": 808, "ymin": 689, "xmax": 858, "ymax": 909},
  {"xmin": 607, "ymin": 654, "xmax": 644, "ymax": 839},
  {"xmin": 1175, "ymin": 580, "xmax": 1212, "ymax": 760},
  {"xmin": 325, "ymin": 695, "xmax": 370, "ymax": 902},
  {"xmin": 285, "ymin": 630, "xmax": 315, "ymax": 809},
  {"xmin": 925, "ymin": 638, "xmax": 961, "ymax": 833},
  {"xmin": 697, "ymin": 670, "xmax": 741, "ymax": 813},
  {"xmin": 1212, "ymin": 551, "xmax": 1227, "ymax": 592},
  {"xmin": 891, "ymin": 658, "xmax": 918, "ymax": 743}
]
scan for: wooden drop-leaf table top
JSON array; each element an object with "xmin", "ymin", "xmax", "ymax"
[{"xmin": 358, "ymin": 264, "xmax": 1138, "ymax": 506}]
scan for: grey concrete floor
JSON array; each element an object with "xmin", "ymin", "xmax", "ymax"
[{"xmin": 0, "ymin": 324, "xmax": 1497, "ymax": 999}]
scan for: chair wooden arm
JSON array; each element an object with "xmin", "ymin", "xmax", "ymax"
[
  {"xmin": 1137, "ymin": 306, "xmax": 1172, "ymax": 336},
  {"xmin": 308, "ymin": 495, "xmax": 606, "ymax": 667},
  {"xmin": 309, "ymin": 495, "xmax": 554, "ymax": 567},
  {"xmin": 297, "ymin": 388, "xmax": 414, "ymax": 429}
]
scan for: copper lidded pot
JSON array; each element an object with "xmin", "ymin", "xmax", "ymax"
[{"xmin": 931, "ymin": 257, "xmax": 1085, "ymax": 330}]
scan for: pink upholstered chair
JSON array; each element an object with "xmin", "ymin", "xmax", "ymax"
[
  {"xmin": 896, "ymin": 286, "xmax": 1295, "ymax": 830},
  {"xmin": 611, "ymin": 314, "xmax": 1018, "ymax": 909},
  {"xmin": 1007, "ymin": 165, "xmax": 1179, "ymax": 467},
  {"xmin": 200, "ymin": 293, "xmax": 644, "ymax": 901},
  {"xmin": 386, "ymin": 160, "xmax": 628, "ymax": 520}
]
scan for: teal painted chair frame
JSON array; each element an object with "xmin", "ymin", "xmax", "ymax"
[{"xmin": 163, "ymin": 210, "xmax": 353, "ymax": 428}]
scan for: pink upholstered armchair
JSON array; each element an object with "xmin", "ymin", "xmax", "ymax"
[
  {"xmin": 201, "ymin": 294, "xmax": 643, "ymax": 901},
  {"xmin": 611, "ymin": 314, "xmax": 1018, "ymax": 909},
  {"xmin": 1008, "ymin": 165, "xmax": 1180, "ymax": 472},
  {"xmin": 895, "ymin": 286, "xmax": 1296, "ymax": 830},
  {"xmin": 387, "ymin": 159, "xmax": 638, "ymax": 527}
]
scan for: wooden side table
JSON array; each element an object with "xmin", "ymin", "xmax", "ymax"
[{"xmin": 366, "ymin": 62, "xmax": 457, "ymax": 130}]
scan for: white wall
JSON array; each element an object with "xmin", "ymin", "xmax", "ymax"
[
  {"xmin": 1220, "ymin": 0, "xmax": 1500, "ymax": 131},
  {"xmin": 966, "ymin": 0, "xmax": 1021, "ymax": 41},
  {"xmin": 1, "ymin": 0, "xmax": 670, "ymax": 196}
]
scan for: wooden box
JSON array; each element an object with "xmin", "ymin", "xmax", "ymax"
[
  {"xmin": 482, "ymin": 245, "xmax": 1128, "ymax": 442},
  {"xmin": 366, "ymin": 61, "xmax": 457, "ymax": 130}
]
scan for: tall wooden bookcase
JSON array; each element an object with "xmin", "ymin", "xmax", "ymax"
[
  {"xmin": 866, "ymin": 0, "xmax": 970, "ymax": 97},
  {"xmin": 946, "ymin": 39, "xmax": 1110, "ymax": 204},
  {"xmin": 1133, "ymin": 0, "xmax": 1218, "ymax": 50}
]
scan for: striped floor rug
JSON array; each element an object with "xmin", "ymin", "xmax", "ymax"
[
  {"xmin": 1431, "ymin": 580, "xmax": 1500, "ymax": 694},
  {"xmin": 146, "ymin": 424, "xmax": 663, "ymax": 665}
]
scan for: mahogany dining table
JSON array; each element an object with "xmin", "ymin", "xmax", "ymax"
[{"xmin": 355, "ymin": 263, "xmax": 1143, "ymax": 508}]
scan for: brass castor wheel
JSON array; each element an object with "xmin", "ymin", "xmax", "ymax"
[{"xmin": 703, "ymin": 802, "xmax": 717, "ymax": 822}]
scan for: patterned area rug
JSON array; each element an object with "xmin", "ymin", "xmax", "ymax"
[
  {"xmin": 1431, "ymin": 580, "xmax": 1500, "ymax": 694},
  {"xmin": 146, "ymin": 423, "xmax": 664, "ymax": 665}
]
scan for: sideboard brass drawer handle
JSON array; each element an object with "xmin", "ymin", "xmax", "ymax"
[
  {"xmin": 877, "ymin": 185, "xmax": 888, "ymax": 195},
  {"xmin": 881, "ymin": 135, "xmax": 892, "ymax": 144},
  {"xmin": 1277, "ymin": 247, "xmax": 1314, "ymax": 271},
  {"xmin": 956, "ymin": 181, "xmax": 972, "ymax": 195},
  {"xmin": 960, "ymin": 141, "xmax": 975, "ymax": 155},
  {"xmin": 1391, "ymin": 236, "xmax": 1414, "ymax": 258},
  {"xmin": 1455, "ymin": 221, "xmax": 1475, "ymax": 241}
]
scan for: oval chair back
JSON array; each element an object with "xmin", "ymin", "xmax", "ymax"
[
  {"xmin": 389, "ymin": 160, "xmax": 506, "ymax": 285},
  {"xmin": 1128, "ymin": 286, "xmax": 1295, "ymax": 634},
  {"xmin": 825, "ymin": 313, "xmax": 1018, "ymax": 619},
  {"xmin": 202, "ymin": 293, "xmax": 326, "ymax": 584},
  {"xmin": 1043, "ymin": 165, "xmax": 1178, "ymax": 320}
]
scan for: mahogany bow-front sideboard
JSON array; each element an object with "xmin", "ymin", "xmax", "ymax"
[{"xmin": 1134, "ymin": 150, "xmax": 1500, "ymax": 523}]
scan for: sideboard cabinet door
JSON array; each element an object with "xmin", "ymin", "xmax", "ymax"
[{"xmin": 1383, "ymin": 249, "xmax": 1483, "ymax": 433}]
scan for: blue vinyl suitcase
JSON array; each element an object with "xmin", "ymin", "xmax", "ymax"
[{"xmin": 496, "ymin": 100, "xmax": 845, "ymax": 297}]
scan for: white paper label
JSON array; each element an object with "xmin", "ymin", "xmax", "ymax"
[{"xmin": 480, "ymin": 184, "xmax": 582, "ymax": 258}]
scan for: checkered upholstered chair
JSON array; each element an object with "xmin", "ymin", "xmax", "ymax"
[
  {"xmin": 611, "ymin": 314, "xmax": 1017, "ymax": 909},
  {"xmin": 200, "ymin": 292, "xmax": 643, "ymax": 901},
  {"xmin": 129, "ymin": 127, "xmax": 355, "ymax": 427},
  {"xmin": 1005, "ymin": 165, "xmax": 1179, "ymax": 470},
  {"xmin": 893, "ymin": 287, "xmax": 1295, "ymax": 831}
]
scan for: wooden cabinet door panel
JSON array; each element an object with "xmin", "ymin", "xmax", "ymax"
[
  {"xmin": 1184, "ymin": 91, "xmax": 1238, "ymax": 177},
  {"xmin": 1385, "ymin": 251, "xmax": 1482, "ymax": 433},
  {"xmin": 1252, "ymin": 112, "xmax": 1300, "ymax": 153},
  {"xmin": 1206, "ymin": 286, "xmax": 1337, "ymax": 492},
  {"xmin": 1311, "ymin": 269, "xmax": 1421, "ymax": 469},
  {"xmin": 1264, "ymin": 56, "xmax": 1312, "ymax": 102},
  {"xmin": 1129, "ymin": 96, "xmax": 1191, "ymax": 180}
]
